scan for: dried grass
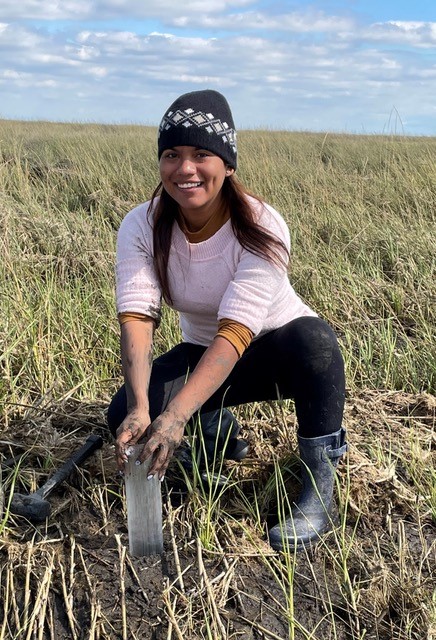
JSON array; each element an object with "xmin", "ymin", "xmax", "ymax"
[{"xmin": 0, "ymin": 391, "xmax": 434, "ymax": 639}]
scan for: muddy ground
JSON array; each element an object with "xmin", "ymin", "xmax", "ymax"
[{"xmin": 1, "ymin": 390, "xmax": 434, "ymax": 639}]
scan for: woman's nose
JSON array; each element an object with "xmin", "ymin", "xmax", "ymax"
[{"xmin": 177, "ymin": 157, "xmax": 195, "ymax": 174}]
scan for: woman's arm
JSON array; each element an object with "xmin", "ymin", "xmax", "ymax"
[
  {"xmin": 137, "ymin": 335, "xmax": 239, "ymax": 479},
  {"xmin": 115, "ymin": 318, "xmax": 155, "ymax": 470}
]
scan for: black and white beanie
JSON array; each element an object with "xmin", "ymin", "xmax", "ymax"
[{"xmin": 158, "ymin": 90, "xmax": 237, "ymax": 169}]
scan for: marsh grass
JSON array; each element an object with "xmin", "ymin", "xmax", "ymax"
[{"xmin": 0, "ymin": 120, "xmax": 435, "ymax": 639}]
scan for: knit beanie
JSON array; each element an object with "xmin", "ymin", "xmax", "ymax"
[{"xmin": 158, "ymin": 90, "xmax": 237, "ymax": 169}]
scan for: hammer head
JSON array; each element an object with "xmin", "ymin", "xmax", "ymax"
[{"xmin": 10, "ymin": 493, "xmax": 51, "ymax": 523}]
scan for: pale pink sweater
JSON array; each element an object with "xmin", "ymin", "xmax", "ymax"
[{"xmin": 116, "ymin": 196, "xmax": 316, "ymax": 346}]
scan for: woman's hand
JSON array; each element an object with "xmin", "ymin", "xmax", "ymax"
[
  {"xmin": 136, "ymin": 410, "xmax": 185, "ymax": 480},
  {"xmin": 115, "ymin": 408, "xmax": 151, "ymax": 471}
]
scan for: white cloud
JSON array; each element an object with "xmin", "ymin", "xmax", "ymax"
[
  {"xmin": 0, "ymin": 68, "xmax": 58, "ymax": 88},
  {"xmin": 414, "ymin": 67, "xmax": 436, "ymax": 78},
  {"xmin": 37, "ymin": 79, "xmax": 57, "ymax": 87},
  {"xmin": 0, "ymin": 0, "xmax": 253, "ymax": 20},
  {"xmin": 3, "ymin": 69, "xmax": 28, "ymax": 78},
  {"xmin": 0, "ymin": 1, "xmax": 93, "ymax": 20},
  {"xmin": 365, "ymin": 20, "xmax": 436, "ymax": 48},
  {"xmin": 31, "ymin": 53, "xmax": 81, "ymax": 66},
  {"xmin": 74, "ymin": 45, "xmax": 100, "ymax": 61},
  {"xmin": 172, "ymin": 10, "xmax": 354, "ymax": 33},
  {"xmin": 0, "ymin": 22, "xmax": 42, "ymax": 48}
]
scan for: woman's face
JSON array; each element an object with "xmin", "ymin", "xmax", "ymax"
[{"xmin": 159, "ymin": 146, "xmax": 234, "ymax": 220}]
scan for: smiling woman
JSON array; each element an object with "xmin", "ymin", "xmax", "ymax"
[{"xmin": 106, "ymin": 89, "xmax": 347, "ymax": 552}]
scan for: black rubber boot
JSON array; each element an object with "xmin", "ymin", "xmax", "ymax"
[
  {"xmin": 198, "ymin": 408, "xmax": 249, "ymax": 462},
  {"xmin": 178, "ymin": 409, "xmax": 249, "ymax": 475},
  {"xmin": 268, "ymin": 427, "xmax": 347, "ymax": 551}
]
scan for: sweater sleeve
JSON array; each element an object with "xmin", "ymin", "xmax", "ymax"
[
  {"xmin": 218, "ymin": 204, "xmax": 291, "ymax": 337},
  {"xmin": 118, "ymin": 312, "xmax": 156, "ymax": 325},
  {"xmin": 115, "ymin": 202, "xmax": 162, "ymax": 326},
  {"xmin": 216, "ymin": 318, "xmax": 254, "ymax": 357}
]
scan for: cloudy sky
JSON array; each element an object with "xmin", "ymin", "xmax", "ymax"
[{"xmin": 1, "ymin": 1, "xmax": 435, "ymax": 134}]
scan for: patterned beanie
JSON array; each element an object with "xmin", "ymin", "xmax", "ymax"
[{"xmin": 158, "ymin": 89, "xmax": 237, "ymax": 169}]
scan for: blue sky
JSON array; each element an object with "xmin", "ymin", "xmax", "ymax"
[{"xmin": 0, "ymin": 1, "xmax": 435, "ymax": 135}]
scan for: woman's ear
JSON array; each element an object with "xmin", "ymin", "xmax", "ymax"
[{"xmin": 225, "ymin": 167, "xmax": 235, "ymax": 177}]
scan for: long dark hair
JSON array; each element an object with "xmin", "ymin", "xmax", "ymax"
[{"xmin": 149, "ymin": 176, "xmax": 289, "ymax": 304}]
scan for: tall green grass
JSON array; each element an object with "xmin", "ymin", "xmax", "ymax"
[{"xmin": 0, "ymin": 121, "xmax": 434, "ymax": 419}]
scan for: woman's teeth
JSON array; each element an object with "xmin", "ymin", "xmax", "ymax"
[{"xmin": 178, "ymin": 182, "xmax": 201, "ymax": 189}]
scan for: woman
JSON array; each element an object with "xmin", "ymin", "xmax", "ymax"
[{"xmin": 108, "ymin": 89, "xmax": 347, "ymax": 551}]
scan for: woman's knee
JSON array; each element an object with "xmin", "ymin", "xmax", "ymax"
[{"xmin": 283, "ymin": 316, "xmax": 342, "ymax": 375}]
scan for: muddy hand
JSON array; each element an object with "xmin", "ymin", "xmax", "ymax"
[
  {"xmin": 116, "ymin": 409, "xmax": 150, "ymax": 471},
  {"xmin": 136, "ymin": 412, "xmax": 185, "ymax": 480}
]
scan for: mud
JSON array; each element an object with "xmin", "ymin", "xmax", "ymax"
[{"xmin": 1, "ymin": 391, "xmax": 434, "ymax": 639}]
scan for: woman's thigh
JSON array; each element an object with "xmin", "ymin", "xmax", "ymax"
[
  {"xmin": 202, "ymin": 316, "xmax": 345, "ymax": 436},
  {"xmin": 108, "ymin": 316, "xmax": 345, "ymax": 435}
]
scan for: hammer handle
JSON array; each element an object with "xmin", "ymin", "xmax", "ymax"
[{"xmin": 36, "ymin": 434, "xmax": 103, "ymax": 500}]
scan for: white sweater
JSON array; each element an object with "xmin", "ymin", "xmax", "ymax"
[{"xmin": 116, "ymin": 196, "xmax": 316, "ymax": 346}]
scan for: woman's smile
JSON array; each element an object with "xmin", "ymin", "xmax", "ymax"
[{"xmin": 176, "ymin": 181, "xmax": 203, "ymax": 190}]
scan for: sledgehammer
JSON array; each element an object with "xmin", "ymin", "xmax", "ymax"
[{"xmin": 9, "ymin": 433, "xmax": 103, "ymax": 523}]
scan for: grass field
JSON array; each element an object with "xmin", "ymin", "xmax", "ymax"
[{"xmin": 0, "ymin": 120, "xmax": 435, "ymax": 639}]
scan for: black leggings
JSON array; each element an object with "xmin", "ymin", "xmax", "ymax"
[
  {"xmin": 108, "ymin": 316, "xmax": 345, "ymax": 440},
  {"xmin": 108, "ymin": 316, "xmax": 345, "ymax": 438}
]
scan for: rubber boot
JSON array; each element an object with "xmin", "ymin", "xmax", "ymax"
[
  {"xmin": 200, "ymin": 409, "xmax": 249, "ymax": 462},
  {"xmin": 178, "ymin": 409, "xmax": 249, "ymax": 474},
  {"xmin": 268, "ymin": 427, "xmax": 347, "ymax": 551}
]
